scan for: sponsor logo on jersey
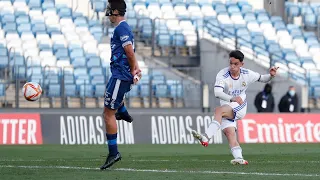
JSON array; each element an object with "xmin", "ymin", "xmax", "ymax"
[
  {"xmin": 242, "ymin": 82, "xmax": 246, "ymax": 87},
  {"xmin": 120, "ymin": 35, "xmax": 129, "ymax": 42}
]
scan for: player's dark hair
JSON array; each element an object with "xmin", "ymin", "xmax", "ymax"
[
  {"xmin": 106, "ymin": 0, "xmax": 126, "ymax": 16},
  {"xmin": 229, "ymin": 50, "xmax": 244, "ymax": 62}
]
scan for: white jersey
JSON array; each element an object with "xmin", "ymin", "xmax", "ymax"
[{"xmin": 214, "ymin": 67, "xmax": 261, "ymax": 106}]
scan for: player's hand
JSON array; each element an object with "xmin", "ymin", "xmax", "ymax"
[
  {"xmin": 132, "ymin": 69, "xmax": 142, "ymax": 85},
  {"xmin": 269, "ymin": 66, "xmax": 279, "ymax": 77},
  {"xmin": 231, "ymin": 96, "xmax": 244, "ymax": 105}
]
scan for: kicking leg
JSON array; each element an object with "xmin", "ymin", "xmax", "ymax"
[
  {"xmin": 192, "ymin": 105, "xmax": 234, "ymax": 147},
  {"xmin": 115, "ymin": 102, "xmax": 133, "ymax": 123},
  {"xmin": 223, "ymin": 127, "xmax": 248, "ymax": 165}
]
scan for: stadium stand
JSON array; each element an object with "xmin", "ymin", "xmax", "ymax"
[
  {"xmin": 0, "ymin": 0, "xmax": 185, "ymax": 108},
  {"xmin": 121, "ymin": 0, "xmax": 320, "ymax": 104}
]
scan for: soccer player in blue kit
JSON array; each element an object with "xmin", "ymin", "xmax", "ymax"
[{"xmin": 100, "ymin": 0, "xmax": 141, "ymax": 170}]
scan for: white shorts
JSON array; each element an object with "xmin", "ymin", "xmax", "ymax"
[{"xmin": 220, "ymin": 101, "xmax": 247, "ymax": 131}]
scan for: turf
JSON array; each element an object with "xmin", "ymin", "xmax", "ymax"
[{"xmin": 0, "ymin": 144, "xmax": 319, "ymax": 180}]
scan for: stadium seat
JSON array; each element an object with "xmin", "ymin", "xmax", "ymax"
[
  {"xmin": 48, "ymin": 84, "xmax": 61, "ymax": 97},
  {"xmin": 79, "ymin": 84, "xmax": 94, "ymax": 97},
  {"xmin": 127, "ymin": 85, "xmax": 139, "ymax": 97},
  {"xmin": 154, "ymin": 84, "xmax": 168, "ymax": 98},
  {"xmin": 0, "ymin": 83, "xmax": 5, "ymax": 97},
  {"xmin": 65, "ymin": 84, "xmax": 77, "ymax": 97},
  {"xmin": 140, "ymin": 84, "xmax": 150, "ymax": 97},
  {"xmin": 91, "ymin": 75, "xmax": 105, "ymax": 85}
]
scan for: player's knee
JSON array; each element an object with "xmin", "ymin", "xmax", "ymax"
[
  {"xmin": 103, "ymin": 107, "xmax": 114, "ymax": 122},
  {"xmin": 224, "ymin": 129, "xmax": 236, "ymax": 138}
]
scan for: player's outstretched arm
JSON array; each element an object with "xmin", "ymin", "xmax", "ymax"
[{"xmin": 258, "ymin": 66, "xmax": 279, "ymax": 83}]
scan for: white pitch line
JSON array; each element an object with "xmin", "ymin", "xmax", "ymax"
[
  {"xmin": 0, "ymin": 165, "xmax": 319, "ymax": 177},
  {"xmin": 0, "ymin": 159, "xmax": 320, "ymax": 164}
]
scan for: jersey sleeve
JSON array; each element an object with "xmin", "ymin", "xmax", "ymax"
[
  {"xmin": 116, "ymin": 26, "xmax": 133, "ymax": 48},
  {"xmin": 214, "ymin": 70, "xmax": 227, "ymax": 90},
  {"xmin": 247, "ymin": 69, "xmax": 261, "ymax": 84}
]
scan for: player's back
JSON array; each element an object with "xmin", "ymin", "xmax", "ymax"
[{"xmin": 110, "ymin": 20, "xmax": 135, "ymax": 82}]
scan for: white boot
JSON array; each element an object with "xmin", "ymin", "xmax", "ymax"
[{"xmin": 230, "ymin": 159, "xmax": 249, "ymax": 165}]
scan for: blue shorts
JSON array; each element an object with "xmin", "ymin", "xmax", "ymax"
[{"xmin": 104, "ymin": 77, "xmax": 132, "ymax": 110}]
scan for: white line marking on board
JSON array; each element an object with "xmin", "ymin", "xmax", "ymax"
[
  {"xmin": 0, "ymin": 165, "xmax": 319, "ymax": 177},
  {"xmin": 0, "ymin": 159, "xmax": 319, "ymax": 164}
]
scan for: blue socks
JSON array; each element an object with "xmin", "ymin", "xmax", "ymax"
[
  {"xmin": 106, "ymin": 104, "xmax": 126, "ymax": 155},
  {"xmin": 117, "ymin": 103, "xmax": 127, "ymax": 113},
  {"xmin": 106, "ymin": 133, "xmax": 118, "ymax": 156}
]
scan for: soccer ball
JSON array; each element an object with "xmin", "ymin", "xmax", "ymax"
[{"xmin": 22, "ymin": 82, "xmax": 42, "ymax": 101}]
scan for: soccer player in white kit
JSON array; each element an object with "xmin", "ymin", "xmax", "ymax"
[{"xmin": 192, "ymin": 50, "xmax": 279, "ymax": 165}]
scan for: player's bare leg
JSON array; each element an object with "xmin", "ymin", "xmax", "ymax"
[
  {"xmin": 223, "ymin": 127, "xmax": 248, "ymax": 165},
  {"xmin": 192, "ymin": 105, "xmax": 234, "ymax": 147},
  {"xmin": 100, "ymin": 107, "xmax": 122, "ymax": 170}
]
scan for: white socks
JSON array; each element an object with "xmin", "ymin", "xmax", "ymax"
[
  {"xmin": 205, "ymin": 120, "xmax": 221, "ymax": 139},
  {"xmin": 231, "ymin": 146, "xmax": 243, "ymax": 159}
]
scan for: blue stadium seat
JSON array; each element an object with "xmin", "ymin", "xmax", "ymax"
[
  {"xmin": 44, "ymin": 75, "xmax": 60, "ymax": 86},
  {"xmin": 0, "ymin": 56, "xmax": 8, "ymax": 68},
  {"xmin": 30, "ymin": 75, "xmax": 44, "ymax": 84},
  {"xmin": 140, "ymin": 75, "xmax": 150, "ymax": 84},
  {"xmin": 75, "ymin": 75, "xmax": 90, "ymax": 86},
  {"xmin": 270, "ymin": 16, "xmax": 283, "ymax": 23},
  {"xmin": 127, "ymin": 85, "xmax": 139, "ymax": 97},
  {"xmin": 74, "ymin": 67, "xmax": 87, "ymax": 77},
  {"xmin": 214, "ymin": 4, "xmax": 227, "ymax": 14},
  {"xmin": 94, "ymin": 84, "xmax": 105, "ymax": 97},
  {"xmin": 10, "ymin": 56, "xmax": 25, "ymax": 66},
  {"xmin": 42, "ymin": 0, "xmax": 55, "ymax": 10},
  {"xmin": 87, "ymin": 57, "xmax": 101, "ymax": 68},
  {"xmin": 65, "ymin": 84, "xmax": 77, "ymax": 97},
  {"xmin": 89, "ymin": 67, "xmax": 103, "ymax": 76},
  {"xmin": 55, "ymin": 49, "xmax": 69, "ymax": 60},
  {"xmin": 285, "ymin": 52, "xmax": 300, "ymax": 65},
  {"xmin": 300, "ymin": 4, "xmax": 313, "ymax": 15},
  {"xmin": 244, "ymin": 13, "xmax": 256, "ymax": 21},
  {"xmin": 28, "ymin": 0, "xmax": 41, "ymax": 9},
  {"xmin": 157, "ymin": 34, "xmax": 170, "ymax": 46},
  {"xmin": 64, "ymin": 75, "xmax": 75, "ymax": 84},
  {"xmin": 268, "ymin": 43, "xmax": 281, "ymax": 53},
  {"xmin": 172, "ymin": 34, "xmax": 185, "ymax": 46},
  {"xmin": 127, "ymin": 18, "xmax": 137, "ymax": 29},
  {"xmin": 240, "ymin": 4, "xmax": 252, "ymax": 13},
  {"xmin": 169, "ymin": 84, "xmax": 183, "ymax": 98},
  {"xmin": 0, "ymin": 83, "xmax": 4, "ymax": 97},
  {"xmin": 91, "ymin": 75, "xmax": 105, "ymax": 85},
  {"xmin": 58, "ymin": 8, "xmax": 72, "ymax": 18},
  {"xmin": 286, "ymin": 3, "xmax": 300, "ymax": 17},
  {"xmin": 16, "ymin": 16, "xmax": 30, "ymax": 24},
  {"xmin": 79, "ymin": 84, "xmax": 94, "ymax": 97},
  {"xmin": 303, "ymin": 14, "xmax": 317, "ymax": 28},
  {"xmin": 0, "ymin": 48, "xmax": 8, "ymax": 56},
  {"xmin": 140, "ymin": 84, "xmax": 150, "ymax": 97},
  {"xmin": 92, "ymin": 0, "xmax": 106, "ymax": 13},
  {"xmin": 154, "ymin": 84, "xmax": 168, "ymax": 98},
  {"xmin": 48, "ymin": 84, "xmax": 61, "ymax": 97}
]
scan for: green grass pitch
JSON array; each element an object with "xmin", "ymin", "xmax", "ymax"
[{"xmin": 0, "ymin": 144, "xmax": 319, "ymax": 180}]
